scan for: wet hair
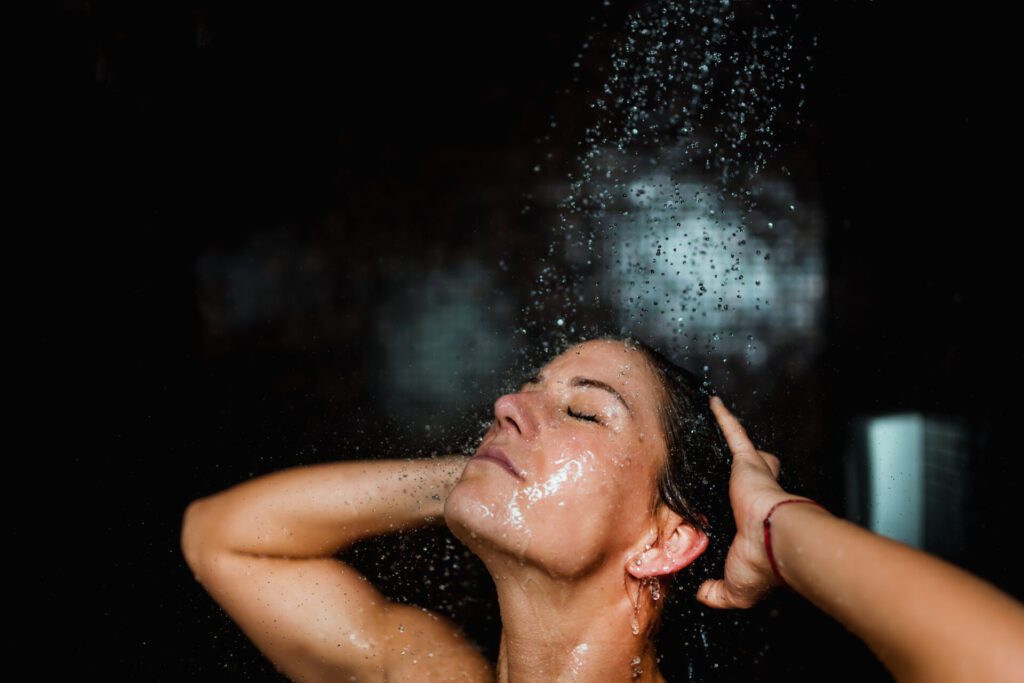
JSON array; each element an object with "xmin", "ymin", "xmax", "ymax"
[
  {"xmin": 563, "ymin": 334, "xmax": 740, "ymax": 672},
  {"xmin": 516, "ymin": 333, "xmax": 763, "ymax": 677},
  {"xmin": 595, "ymin": 336, "xmax": 735, "ymax": 600}
]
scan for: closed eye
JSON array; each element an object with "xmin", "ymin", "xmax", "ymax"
[{"xmin": 567, "ymin": 407, "xmax": 601, "ymax": 424}]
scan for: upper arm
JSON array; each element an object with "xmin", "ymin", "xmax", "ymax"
[{"xmin": 182, "ymin": 504, "xmax": 492, "ymax": 682}]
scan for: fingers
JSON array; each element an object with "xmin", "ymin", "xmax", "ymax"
[
  {"xmin": 760, "ymin": 451, "xmax": 782, "ymax": 480},
  {"xmin": 698, "ymin": 577, "xmax": 771, "ymax": 610},
  {"xmin": 711, "ymin": 396, "xmax": 784, "ymax": 483},
  {"xmin": 696, "ymin": 578, "xmax": 732, "ymax": 609},
  {"xmin": 709, "ymin": 395, "xmax": 758, "ymax": 460},
  {"xmin": 697, "ymin": 578, "xmax": 755, "ymax": 610}
]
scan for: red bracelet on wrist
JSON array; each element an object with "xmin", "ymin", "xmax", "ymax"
[{"xmin": 763, "ymin": 498, "xmax": 828, "ymax": 589}]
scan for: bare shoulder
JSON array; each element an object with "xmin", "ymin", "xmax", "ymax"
[
  {"xmin": 377, "ymin": 602, "xmax": 495, "ymax": 682},
  {"xmin": 188, "ymin": 549, "xmax": 493, "ymax": 683}
]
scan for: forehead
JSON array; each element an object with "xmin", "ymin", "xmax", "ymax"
[
  {"xmin": 548, "ymin": 338, "xmax": 644, "ymax": 366},
  {"xmin": 542, "ymin": 340, "xmax": 662, "ymax": 403},
  {"xmin": 539, "ymin": 340, "xmax": 669, "ymax": 468}
]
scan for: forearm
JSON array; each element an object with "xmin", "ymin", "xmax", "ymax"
[
  {"xmin": 182, "ymin": 456, "xmax": 469, "ymax": 559},
  {"xmin": 772, "ymin": 503, "xmax": 1024, "ymax": 682}
]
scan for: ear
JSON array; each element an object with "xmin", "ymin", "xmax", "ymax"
[{"xmin": 626, "ymin": 505, "xmax": 710, "ymax": 579}]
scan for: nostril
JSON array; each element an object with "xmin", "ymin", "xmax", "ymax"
[
  {"xmin": 494, "ymin": 393, "xmax": 528, "ymax": 436},
  {"xmin": 503, "ymin": 415, "xmax": 521, "ymax": 434}
]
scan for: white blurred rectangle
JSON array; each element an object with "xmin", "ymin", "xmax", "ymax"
[{"xmin": 844, "ymin": 413, "xmax": 969, "ymax": 558}]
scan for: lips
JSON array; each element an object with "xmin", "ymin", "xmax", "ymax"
[{"xmin": 472, "ymin": 445, "xmax": 524, "ymax": 480}]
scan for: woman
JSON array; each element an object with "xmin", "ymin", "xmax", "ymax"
[{"xmin": 181, "ymin": 336, "xmax": 1024, "ymax": 682}]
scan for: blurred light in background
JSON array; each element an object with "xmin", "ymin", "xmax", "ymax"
[
  {"xmin": 373, "ymin": 259, "xmax": 515, "ymax": 430},
  {"xmin": 582, "ymin": 163, "xmax": 826, "ymax": 367},
  {"xmin": 844, "ymin": 413, "xmax": 970, "ymax": 560},
  {"xmin": 195, "ymin": 227, "xmax": 335, "ymax": 352}
]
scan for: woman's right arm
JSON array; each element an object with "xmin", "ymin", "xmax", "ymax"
[
  {"xmin": 180, "ymin": 456, "xmax": 493, "ymax": 682},
  {"xmin": 699, "ymin": 396, "xmax": 1024, "ymax": 683}
]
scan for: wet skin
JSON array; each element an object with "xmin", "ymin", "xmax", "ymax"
[
  {"xmin": 445, "ymin": 338, "xmax": 672, "ymax": 579},
  {"xmin": 442, "ymin": 338, "xmax": 707, "ymax": 682}
]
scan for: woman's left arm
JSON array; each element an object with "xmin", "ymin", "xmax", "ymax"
[
  {"xmin": 698, "ymin": 395, "xmax": 1024, "ymax": 683},
  {"xmin": 756, "ymin": 495, "xmax": 1024, "ymax": 682}
]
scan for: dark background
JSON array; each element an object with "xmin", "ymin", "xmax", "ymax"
[{"xmin": 47, "ymin": 1, "xmax": 1020, "ymax": 680}]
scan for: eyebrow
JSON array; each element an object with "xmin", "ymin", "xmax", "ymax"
[{"xmin": 522, "ymin": 372, "xmax": 633, "ymax": 417}]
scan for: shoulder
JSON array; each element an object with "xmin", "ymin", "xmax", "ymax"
[{"xmin": 377, "ymin": 602, "xmax": 495, "ymax": 682}]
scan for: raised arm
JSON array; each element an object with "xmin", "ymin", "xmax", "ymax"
[
  {"xmin": 180, "ymin": 456, "xmax": 493, "ymax": 682},
  {"xmin": 698, "ymin": 396, "xmax": 1024, "ymax": 683}
]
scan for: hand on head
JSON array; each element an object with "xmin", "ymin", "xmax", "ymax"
[{"xmin": 696, "ymin": 395, "xmax": 810, "ymax": 609}]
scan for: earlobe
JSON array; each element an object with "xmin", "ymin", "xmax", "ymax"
[{"xmin": 626, "ymin": 519, "xmax": 709, "ymax": 579}]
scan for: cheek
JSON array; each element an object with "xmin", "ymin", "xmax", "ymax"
[
  {"xmin": 518, "ymin": 451, "xmax": 657, "ymax": 575},
  {"xmin": 517, "ymin": 450, "xmax": 638, "ymax": 534},
  {"xmin": 524, "ymin": 450, "xmax": 601, "ymax": 502},
  {"xmin": 443, "ymin": 444, "xmax": 658, "ymax": 571}
]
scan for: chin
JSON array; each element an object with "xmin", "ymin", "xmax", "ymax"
[
  {"xmin": 444, "ymin": 479, "xmax": 607, "ymax": 578},
  {"xmin": 443, "ymin": 478, "xmax": 518, "ymax": 556}
]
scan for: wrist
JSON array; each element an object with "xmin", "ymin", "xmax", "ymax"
[
  {"xmin": 762, "ymin": 496, "xmax": 831, "ymax": 588},
  {"xmin": 422, "ymin": 455, "xmax": 469, "ymax": 520}
]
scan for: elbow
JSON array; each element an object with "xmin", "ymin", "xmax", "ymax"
[{"xmin": 181, "ymin": 498, "xmax": 214, "ymax": 576}]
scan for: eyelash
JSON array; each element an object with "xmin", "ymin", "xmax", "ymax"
[{"xmin": 567, "ymin": 407, "xmax": 600, "ymax": 424}]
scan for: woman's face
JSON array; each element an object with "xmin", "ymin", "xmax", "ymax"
[{"xmin": 444, "ymin": 338, "xmax": 669, "ymax": 578}]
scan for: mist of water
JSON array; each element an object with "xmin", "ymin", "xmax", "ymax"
[{"xmin": 517, "ymin": 0, "xmax": 816, "ymax": 377}]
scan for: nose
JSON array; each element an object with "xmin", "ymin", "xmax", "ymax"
[{"xmin": 493, "ymin": 392, "xmax": 537, "ymax": 440}]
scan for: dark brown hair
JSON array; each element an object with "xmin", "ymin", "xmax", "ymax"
[
  {"xmin": 544, "ymin": 335, "xmax": 737, "ymax": 630},
  {"xmin": 611, "ymin": 336, "xmax": 735, "ymax": 593},
  {"xmin": 513, "ymin": 332, "xmax": 750, "ymax": 677}
]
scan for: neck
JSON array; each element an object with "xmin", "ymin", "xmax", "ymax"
[{"xmin": 484, "ymin": 556, "xmax": 666, "ymax": 683}]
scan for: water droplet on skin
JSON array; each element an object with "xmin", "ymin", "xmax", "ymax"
[
  {"xmin": 570, "ymin": 643, "xmax": 590, "ymax": 676},
  {"xmin": 631, "ymin": 656, "xmax": 643, "ymax": 679}
]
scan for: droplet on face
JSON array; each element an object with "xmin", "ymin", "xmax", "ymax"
[
  {"xmin": 522, "ymin": 450, "xmax": 593, "ymax": 503},
  {"xmin": 506, "ymin": 494, "xmax": 526, "ymax": 529},
  {"xmin": 631, "ymin": 655, "xmax": 643, "ymax": 679}
]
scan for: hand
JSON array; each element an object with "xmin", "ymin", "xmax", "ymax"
[{"xmin": 696, "ymin": 395, "xmax": 814, "ymax": 609}]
